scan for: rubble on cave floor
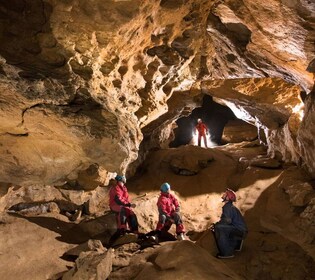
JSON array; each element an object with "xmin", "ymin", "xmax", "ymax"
[{"xmin": 1, "ymin": 143, "xmax": 315, "ymax": 279}]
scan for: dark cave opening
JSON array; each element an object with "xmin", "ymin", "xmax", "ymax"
[{"xmin": 170, "ymin": 95, "xmax": 236, "ymax": 148}]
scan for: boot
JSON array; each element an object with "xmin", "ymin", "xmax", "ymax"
[{"xmin": 177, "ymin": 233, "xmax": 185, "ymax": 241}]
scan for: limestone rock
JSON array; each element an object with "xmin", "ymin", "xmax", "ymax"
[
  {"xmin": 61, "ymin": 212, "xmax": 117, "ymax": 244},
  {"xmin": 169, "ymin": 154, "xmax": 213, "ymax": 176},
  {"xmin": 62, "ymin": 250, "xmax": 113, "ymax": 280},
  {"xmin": 135, "ymin": 241, "xmax": 242, "ymax": 280},
  {"xmin": 0, "ymin": 185, "xmax": 67, "ymax": 212},
  {"xmin": 0, "ymin": 0, "xmax": 314, "ymax": 187},
  {"xmin": 283, "ymin": 182, "xmax": 314, "ymax": 207},
  {"xmin": 169, "ymin": 146, "xmax": 214, "ymax": 175},
  {"xmin": 300, "ymin": 198, "xmax": 315, "ymax": 227},
  {"xmin": 9, "ymin": 201, "xmax": 59, "ymax": 216},
  {"xmin": 111, "ymin": 233, "xmax": 139, "ymax": 248},
  {"xmin": 112, "ymin": 243, "xmax": 141, "ymax": 268},
  {"xmin": 222, "ymin": 119, "xmax": 257, "ymax": 143},
  {"xmin": 297, "ymin": 85, "xmax": 315, "ymax": 178},
  {"xmin": 195, "ymin": 229, "xmax": 218, "ymax": 256},
  {"xmin": 249, "ymin": 157, "xmax": 281, "ymax": 169},
  {"xmin": 64, "ymin": 239, "xmax": 105, "ymax": 258}
]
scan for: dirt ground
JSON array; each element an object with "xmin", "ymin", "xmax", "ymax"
[{"xmin": 0, "ymin": 142, "xmax": 314, "ymax": 279}]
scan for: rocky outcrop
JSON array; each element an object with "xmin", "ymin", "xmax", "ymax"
[
  {"xmin": 62, "ymin": 250, "xmax": 113, "ymax": 280},
  {"xmin": 297, "ymin": 84, "xmax": 315, "ymax": 177},
  {"xmin": 222, "ymin": 119, "xmax": 257, "ymax": 143},
  {"xmin": 0, "ymin": 184, "xmax": 109, "ymax": 215},
  {"xmin": 0, "ymin": 0, "xmax": 314, "ymax": 187}
]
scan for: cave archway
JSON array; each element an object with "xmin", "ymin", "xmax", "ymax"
[{"xmin": 170, "ymin": 95, "xmax": 236, "ymax": 147}]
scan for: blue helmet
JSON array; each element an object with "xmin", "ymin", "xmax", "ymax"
[
  {"xmin": 115, "ymin": 175, "xmax": 126, "ymax": 183},
  {"xmin": 160, "ymin": 182, "xmax": 171, "ymax": 193}
]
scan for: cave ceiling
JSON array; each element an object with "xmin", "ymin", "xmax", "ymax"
[{"xmin": 0, "ymin": 0, "xmax": 314, "ymax": 186}]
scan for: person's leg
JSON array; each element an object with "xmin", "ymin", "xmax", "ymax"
[
  {"xmin": 111, "ymin": 205, "xmax": 127, "ymax": 232},
  {"xmin": 125, "ymin": 207, "xmax": 139, "ymax": 233},
  {"xmin": 203, "ymin": 135, "xmax": 208, "ymax": 148},
  {"xmin": 172, "ymin": 212, "xmax": 185, "ymax": 234},
  {"xmin": 163, "ymin": 219, "xmax": 172, "ymax": 232},
  {"xmin": 214, "ymin": 223, "xmax": 235, "ymax": 257},
  {"xmin": 156, "ymin": 214, "xmax": 167, "ymax": 231},
  {"xmin": 229, "ymin": 228, "xmax": 245, "ymax": 251},
  {"xmin": 198, "ymin": 134, "xmax": 201, "ymax": 146}
]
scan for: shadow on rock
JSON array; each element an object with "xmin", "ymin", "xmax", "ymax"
[{"xmin": 8, "ymin": 211, "xmax": 117, "ymax": 245}]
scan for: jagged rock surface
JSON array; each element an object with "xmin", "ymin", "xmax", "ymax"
[
  {"xmin": 0, "ymin": 1, "xmax": 314, "ymax": 183},
  {"xmin": 222, "ymin": 119, "xmax": 257, "ymax": 143}
]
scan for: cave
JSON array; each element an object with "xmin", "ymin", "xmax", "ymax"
[
  {"xmin": 170, "ymin": 95, "xmax": 237, "ymax": 147},
  {"xmin": 0, "ymin": 1, "xmax": 315, "ymax": 279}
]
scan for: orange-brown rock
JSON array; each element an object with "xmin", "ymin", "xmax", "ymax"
[{"xmin": 0, "ymin": 1, "xmax": 314, "ymax": 184}]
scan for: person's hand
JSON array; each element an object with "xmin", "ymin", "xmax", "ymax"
[{"xmin": 130, "ymin": 203, "xmax": 136, "ymax": 208}]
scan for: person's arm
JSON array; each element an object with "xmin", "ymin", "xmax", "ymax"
[
  {"xmin": 114, "ymin": 186, "xmax": 131, "ymax": 207},
  {"xmin": 171, "ymin": 195, "xmax": 180, "ymax": 212},
  {"xmin": 218, "ymin": 204, "xmax": 234, "ymax": 224},
  {"xmin": 203, "ymin": 123, "xmax": 209, "ymax": 133}
]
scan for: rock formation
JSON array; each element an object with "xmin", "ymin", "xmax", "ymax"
[{"xmin": 0, "ymin": 0, "xmax": 313, "ymax": 186}]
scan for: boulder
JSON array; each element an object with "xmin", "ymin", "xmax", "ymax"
[
  {"xmin": 62, "ymin": 250, "xmax": 113, "ymax": 280},
  {"xmin": 222, "ymin": 120, "xmax": 257, "ymax": 143}
]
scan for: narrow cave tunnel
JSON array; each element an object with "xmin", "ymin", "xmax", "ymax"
[{"xmin": 170, "ymin": 95, "xmax": 236, "ymax": 147}]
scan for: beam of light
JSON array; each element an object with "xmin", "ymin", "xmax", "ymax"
[
  {"xmin": 291, "ymin": 103, "xmax": 304, "ymax": 121},
  {"xmin": 191, "ymin": 131, "xmax": 217, "ymax": 148}
]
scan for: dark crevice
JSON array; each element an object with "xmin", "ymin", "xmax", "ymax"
[
  {"xmin": 21, "ymin": 103, "xmax": 43, "ymax": 125},
  {"xmin": 208, "ymin": 6, "xmax": 251, "ymax": 51},
  {"xmin": 1, "ymin": 132, "xmax": 29, "ymax": 137}
]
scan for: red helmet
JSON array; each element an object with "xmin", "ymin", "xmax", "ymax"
[{"xmin": 222, "ymin": 188, "xmax": 236, "ymax": 202}]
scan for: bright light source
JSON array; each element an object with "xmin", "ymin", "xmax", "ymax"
[{"xmin": 191, "ymin": 132, "xmax": 217, "ymax": 148}]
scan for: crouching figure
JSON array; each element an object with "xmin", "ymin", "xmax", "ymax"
[{"xmin": 213, "ymin": 188, "xmax": 248, "ymax": 259}]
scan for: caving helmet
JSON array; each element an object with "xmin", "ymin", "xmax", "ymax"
[
  {"xmin": 115, "ymin": 175, "xmax": 126, "ymax": 184},
  {"xmin": 160, "ymin": 182, "xmax": 171, "ymax": 193},
  {"xmin": 197, "ymin": 118, "xmax": 202, "ymax": 123},
  {"xmin": 222, "ymin": 188, "xmax": 236, "ymax": 202}
]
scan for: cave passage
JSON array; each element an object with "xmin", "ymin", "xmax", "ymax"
[{"xmin": 170, "ymin": 95, "xmax": 236, "ymax": 148}]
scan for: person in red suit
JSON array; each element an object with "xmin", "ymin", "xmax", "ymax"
[
  {"xmin": 195, "ymin": 118, "xmax": 209, "ymax": 147},
  {"xmin": 155, "ymin": 182, "xmax": 186, "ymax": 241},
  {"xmin": 109, "ymin": 175, "xmax": 139, "ymax": 235}
]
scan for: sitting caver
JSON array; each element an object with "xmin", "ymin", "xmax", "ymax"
[
  {"xmin": 109, "ymin": 175, "xmax": 139, "ymax": 236},
  {"xmin": 155, "ymin": 182, "xmax": 186, "ymax": 241},
  {"xmin": 212, "ymin": 188, "xmax": 248, "ymax": 259}
]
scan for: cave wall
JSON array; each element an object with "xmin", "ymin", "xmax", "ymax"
[
  {"xmin": 298, "ymin": 84, "xmax": 315, "ymax": 177},
  {"xmin": 0, "ymin": 0, "xmax": 314, "ymax": 186}
]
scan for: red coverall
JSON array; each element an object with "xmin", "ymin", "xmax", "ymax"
[
  {"xmin": 195, "ymin": 122, "xmax": 208, "ymax": 147},
  {"xmin": 156, "ymin": 192, "xmax": 185, "ymax": 234},
  {"xmin": 109, "ymin": 183, "xmax": 138, "ymax": 233}
]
